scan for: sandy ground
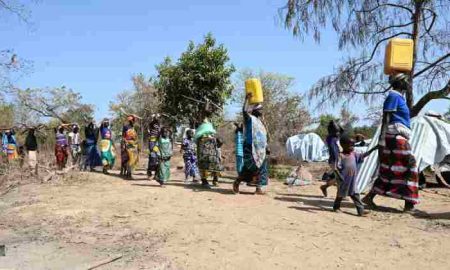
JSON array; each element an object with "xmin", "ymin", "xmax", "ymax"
[{"xmin": 0, "ymin": 155, "xmax": 449, "ymax": 270}]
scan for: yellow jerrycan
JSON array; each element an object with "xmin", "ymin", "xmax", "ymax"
[
  {"xmin": 245, "ymin": 78, "xmax": 264, "ymax": 104},
  {"xmin": 384, "ymin": 38, "xmax": 414, "ymax": 75}
]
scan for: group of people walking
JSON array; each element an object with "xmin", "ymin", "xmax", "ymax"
[
  {"xmin": 1, "ymin": 72, "xmax": 421, "ymax": 216},
  {"xmin": 53, "ymin": 119, "xmax": 116, "ymax": 173},
  {"xmin": 142, "ymin": 95, "xmax": 269, "ymax": 193}
]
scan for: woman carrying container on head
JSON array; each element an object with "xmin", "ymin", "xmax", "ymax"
[
  {"xmin": 147, "ymin": 114, "xmax": 161, "ymax": 178},
  {"xmin": 233, "ymin": 92, "xmax": 269, "ymax": 195},
  {"xmin": 85, "ymin": 120, "xmax": 102, "ymax": 171},
  {"xmin": 122, "ymin": 115, "xmax": 139, "ymax": 179},
  {"xmin": 55, "ymin": 125, "xmax": 69, "ymax": 170},
  {"xmin": 362, "ymin": 73, "xmax": 419, "ymax": 212},
  {"xmin": 195, "ymin": 112, "xmax": 223, "ymax": 189},
  {"xmin": 68, "ymin": 124, "xmax": 81, "ymax": 166}
]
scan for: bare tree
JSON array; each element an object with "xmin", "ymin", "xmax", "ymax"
[
  {"xmin": 0, "ymin": 0, "xmax": 34, "ymax": 23},
  {"xmin": 109, "ymin": 74, "xmax": 161, "ymax": 136},
  {"xmin": 0, "ymin": 0, "xmax": 36, "ymax": 97},
  {"xmin": 280, "ymin": 0, "xmax": 450, "ymax": 116},
  {"xmin": 236, "ymin": 70, "xmax": 311, "ymax": 145},
  {"xmin": 15, "ymin": 86, "xmax": 94, "ymax": 124}
]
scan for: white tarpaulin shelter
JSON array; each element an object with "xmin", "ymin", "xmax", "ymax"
[
  {"xmin": 286, "ymin": 133, "xmax": 329, "ymax": 162},
  {"xmin": 356, "ymin": 116, "xmax": 450, "ymax": 193}
]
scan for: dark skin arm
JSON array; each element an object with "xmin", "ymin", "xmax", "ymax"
[
  {"xmin": 363, "ymin": 145, "xmax": 379, "ymax": 159},
  {"xmin": 242, "ymin": 93, "xmax": 251, "ymax": 115}
]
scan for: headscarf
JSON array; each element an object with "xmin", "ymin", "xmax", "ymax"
[
  {"xmin": 389, "ymin": 73, "xmax": 410, "ymax": 91},
  {"xmin": 252, "ymin": 104, "xmax": 263, "ymax": 112},
  {"xmin": 388, "ymin": 73, "xmax": 409, "ymax": 84}
]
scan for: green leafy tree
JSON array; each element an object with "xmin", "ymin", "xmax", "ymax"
[
  {"xmin": 237, "ymin": 70, "xmax": 311, "ymax": 146},
  {"xmin": 154, "ymin": 33, "xmax": 235, "ymax": 126},
  {"xmin": 280, "ymin": 0, "xmax": 450, "ymax": 116}
]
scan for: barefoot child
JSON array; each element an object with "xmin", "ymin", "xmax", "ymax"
[{"xmin": 333, "ymin": 135, "xmax": 377, "ymax": 216}]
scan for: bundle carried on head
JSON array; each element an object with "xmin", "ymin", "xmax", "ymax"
[{"xmin": 194, "ymin": 122, "xmax": 216, "ymax": 141}]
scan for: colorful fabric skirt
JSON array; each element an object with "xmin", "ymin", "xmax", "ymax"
[
  {"xmin": 55, "ymin": 145, "xmax": 68, "ymax": 167},
  {"xmin": 6, "ymin": 144, "xmax": 18, "ymax": 161},
  {"xmin": 183, "ymin": 154, "xmax": 199, "ymax": 178},
  {"xmin": 126, "ymin": 143, "xmax": 139, "ymax": 170},
  {"xmin": 197, "ymin": 136, "xmax": 222, "ymax": 178},
  {"xmin": 239, "ymin": 143, "xmax": 268, "ymax": 187},
  {"xmin": 157, "ymin": 158, "xmax": 171, "ymax": 183},
  {"xmin": 235, "ymin": 131, "xmax": 244, "ymax": 174},
  {"xmin": 372, "ymin": 134, "xmax": 419, "ymax": 204},
  {"xmin": 148, "ymin": 138, "xmax": 159, "ymax": 171},
  {"xmin": 100, "ymin": 139, "xmax": 115, "ymax": 168}
]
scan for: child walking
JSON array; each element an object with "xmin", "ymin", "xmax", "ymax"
[
  {"xmin": 181, "ymin": 129, "xmax": 199, "ymax": 184},
  {"xmin": 333, "ymin": 135, "xmax": 377, "ymax": 216},
  {"xmin": 156, "ymin": 128, "xmax": 173, "ymax": 187}
]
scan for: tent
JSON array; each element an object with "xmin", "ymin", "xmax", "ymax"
[
  {"xmin": 286, "ymin": 133, "xmax": 329, "ymax": 162},
  {"xmin": 356, "ymin": 116, "xmax": 450, "ymax": 193}
]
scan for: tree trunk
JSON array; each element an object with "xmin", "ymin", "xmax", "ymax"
[{"xmin": 408, "ymin": 0, "xmax": 423, "ymax": 114}]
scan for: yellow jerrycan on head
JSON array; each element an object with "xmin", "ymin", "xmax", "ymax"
[
  {"xmin": 245, "ymin": 78, "xmax": 264, "ymax": 104},
  {"xmin": 384, "ymin": 38, "xmax": 414, "ymax": 75}
]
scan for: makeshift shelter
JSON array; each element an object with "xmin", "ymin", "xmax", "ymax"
[
  {"xmin": 286, "ymin": 133, "xmax": 329, "ymax": 162},
  {"xmin": 356, "ymin": 116, "xmax": 450, "ymax": 193}
]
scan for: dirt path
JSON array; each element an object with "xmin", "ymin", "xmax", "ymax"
[{"xmin": 1, "ymin": 156, "xmax": 449, "ymax": 269}]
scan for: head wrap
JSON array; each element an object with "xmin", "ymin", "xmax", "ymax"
[
  {"xmin": 252, "ymin": 104, "xmax": 263, "ymax": 112},
  {"xmin": 389, "ymin": 73, "xmax": 409, "ymax": 85}
]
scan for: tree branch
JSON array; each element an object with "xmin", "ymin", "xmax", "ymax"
[
  {"xmin": 411, "ymin": 79, "xmax": 450, "ymax": 117},
  {"xmin": 413, "ymin": 53, "xmax": 450, "ymax": 78},
  {"xmin": 418, "ymin": 7, "xmax": 437, "ymax": 40},
  {"xmin": 376, "ymin": 21, "xmax": 414, "ymax": 34},
  {"xmin": 0, "ymin": 0, "xmax": 29, "ymax": 23},
  {"xmin": 356, "ymin": 2, "xmax": 413, "ymax": 14}
]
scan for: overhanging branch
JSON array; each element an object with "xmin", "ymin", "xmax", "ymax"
[
  {"xmin": 414, "ymin": 53, "xmax": 450, "ymax": 78},
  {"xmin": 356, "ymin": 1, "xmax": 413, "ymax": 14},
  {"xmin": 412, "ymin": 79, "xmax": 450, "ymax": 117}
]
